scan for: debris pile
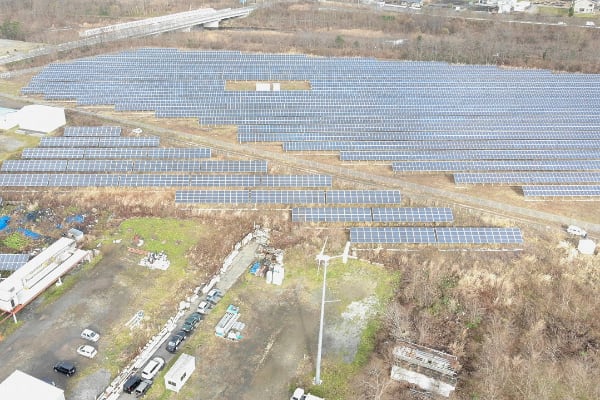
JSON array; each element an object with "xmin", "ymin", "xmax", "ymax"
[
  {"xmin": 250, "ymin": 246, "xmax": 285, "ymax": 285},
  {"xmin": 139, "ymin": 251, "xmax": 170, "ymax": 270}
]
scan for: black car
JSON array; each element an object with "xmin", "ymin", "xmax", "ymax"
[
  {"xmin": 189, "ymin": 311, "xmax": 204, "ymax": 321},
  {"xmin": 166, "ymin": 333, "xmax": 185, "ymax": 353},
  {"xmin": 123, "ymin": 375, "xmax": 143, "ymax": 394},
  {"xmin": 53, "ymin": 361, "xmax": 76, "ymax": 376},
  {"xmin": 182, "ymin": 314, "xmax": 202, "ymax": 333}
]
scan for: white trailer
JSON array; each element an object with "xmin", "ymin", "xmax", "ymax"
[{"xmin": 164, "ymin": 353, "xmax": 195, "ymax": 393}]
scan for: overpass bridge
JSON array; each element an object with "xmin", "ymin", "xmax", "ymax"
[{"xmin": 0, "ymin": 7, "xmax": 254, "ymax": 68}]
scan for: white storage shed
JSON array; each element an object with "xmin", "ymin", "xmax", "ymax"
[
  {"xmin": 164, "ymin": 353, "xmax": 195, "ymax": 393},
  {"xmin": 0, "ymin": 370, "xmax": 65, "ymax": 400}
]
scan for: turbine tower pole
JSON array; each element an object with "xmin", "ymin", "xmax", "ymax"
[{"xmin": 314, "ymin": 256, "xmax": 327, "ymax": 385}]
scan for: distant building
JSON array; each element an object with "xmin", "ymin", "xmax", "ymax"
[
  {"xmin": 0, "ymin": 237, "xmax": 89, "ymax": 321},
  {"xmin": 0, "ymin": 107, "xmax": 19, "ymax": 130},
  {"xmin": 0, "ymin": 105, "xmax": 66, "ymax": 134},
  {"xmin": 573, "ymin": 0, "xmax": 595, "ymax": 13},
  {"xmin": 0, "ymin": 370, "xmax": 65, "ymax": 400}
]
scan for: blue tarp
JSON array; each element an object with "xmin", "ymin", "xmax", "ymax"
[
  {"xmin": 249, "ymin": 261, "xmax": 261, "ymax": 274},
  {"xmin": 65, "ymin": 214, "xmax": 85, "ymax": 224},
  {"xmin": 17, "ymin": 228, "xmax": 42, "ymax": 239},
  {"xmin": 0, "ymin": 216, "xmax": 10, "ymax": 230}
]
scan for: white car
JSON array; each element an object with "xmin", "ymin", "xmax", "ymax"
[
  {"xmin": 567, "ymin": 225, "xmax": 587, "ymax": 237},
  {"xmin": 80, "ymin": 329, "xmax": 100, "ymax": 342},
  {"xmin": 77, "ymin": 344, "xmax": 97, "ymax": 359},
  {"xmin": 141, "ymin": 356, "xmax": 165, "ymax": 380},
  {"xmin": 197, "ymin": 301, "xmax": 212, "ymax": 314}
]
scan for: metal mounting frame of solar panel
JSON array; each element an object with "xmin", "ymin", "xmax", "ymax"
[
  {"xmin": 326, "ymin": 190, "xmax": 401, "ymax": 204},
  {"xmin": 291, "ymin": 207, "xmax": 372, "ymax": 222},
  {"xmin": 350, "ymin": 227, "xmax": 437, "ymax": 243}
]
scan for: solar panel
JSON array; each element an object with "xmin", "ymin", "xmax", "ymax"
[
  {"xmin": 47, "ymin": 174, "xmax": 122, "ymax": 187},
  {"xmin": 454, "ymin": 172, "xmax": 600, "ymax": 185},
  {"xmin": 200, "ymin": 160, "xmax": 267, "ymax": 173},
  {"xmin": 260, "ymin": 175, "xmax": 332, "ymax": 187},
  {"xmin": 119, "ymin": 174, "xmax": 190, "ymax": 187},
  {"xmin": 350, "ymin": 227, "xmax": 437, "ymax": 243},
  {"xmin": 371, "ymin": 207, "xmax": 454, "ymax": 223},
  {"xmin": 1, "ymin": 160, "xmax": 68, "ymax": 172},
  {"xmin": 522, "ymin": 185, "xmax": 600, "ymax": 197},
  {"xmin": 174, "ymin": 190, "xmax": 250, "ymax": 203},
  {"xmin": 292, "ymin": 207, "xmax": 372, "ymax": 222},
  {"xmin": 251, "ymin": 190, "xmax": 325, "ymax": 204},
  {"xmin": 0, "ymin": 174, "xmax": 50, "ymax": 186},
  {"xmin": 63, "ymin": 126, "xmax": 121, "ymax": 136},
  {"xmin": 435, "ymin": 227, "xmax": 523, "ymax": 244},
  {"xmin": 189, "ymin": 175, "xmax": 260, "ymax": 187},
  {"xmin": 326, "ymin": 190, "xmax": 401, "ymax": 204},
  {"xmin": 21, "ymin": 148, "xmax": 85, "ymax": 159},
  {"xmin": 392, "ymin": 160, "xmax": 600, "ymax": 172},
  {"xmin": 0, "ymin": 254, "xmax": 30, "ymax": 271},
  {"xmin": 66, "ymin": 160, "xmax": 133, "ymax": 172}
]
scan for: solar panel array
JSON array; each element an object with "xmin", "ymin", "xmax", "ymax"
[
  {"xmin": 21, "ymin": 49, "xmax": 600, "ymax": 199},
  {"xmin": 39, "ymin": 136, "xmax": 160, "ymax": 147},
  {"xmin": 175, "ymin": 190, "xmax": 401, "ymax": 204},
  {"xmin": 0, "ymin": 254, "xmax": 30, "ymax": 272},
  {"xmin": 291, "ymin": 207, "xmax": 453, "ymax": 222},
  {"xmin": 0, "ymin": 174, "xmax": 331, "ymax": 188},
  {"xmin": 522, "ymin": 185, "xmax": 600, "ymax": 197},
  {"xmin": 350, "ymin": 227, "xmax": 523, "ymax": 244},
  {"xmin": 22, "ymin": 147, "xmax": 212, "ymax": 159},
  {"xmin": 63, "ymin": 126, "xmax": 121, "ymax": 136}
]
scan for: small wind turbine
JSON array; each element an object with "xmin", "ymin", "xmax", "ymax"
[{"xmin": 313, "ymin": 238, "xmax": 355, "ymax": 385}]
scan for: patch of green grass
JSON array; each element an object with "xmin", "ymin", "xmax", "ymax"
[
  {"xmin": 536, "ymin": 6, "xmax": 569, "ymax": 16},
  {"xmin": 2, "ymin": 232, "xmax": 29, "ymax": 250},
  {"xmin": 0, "ymin": 320, "xmax": 23, "ymax": 340},
  {"xmin": 117, "ymin": 218, "xmax": 201, "ymax": 270}
]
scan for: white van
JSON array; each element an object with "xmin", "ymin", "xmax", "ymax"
[
  {"xmin": 567, "ymin": 225, "xmax": 587, "ymax": 237},
  {"xmin": 141, "ymin": 357, "xmax": 165, "ymax": 380}
]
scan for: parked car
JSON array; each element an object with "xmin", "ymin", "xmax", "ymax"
[
  {"xmin": 567, "ymin": 225, "xmax": 587, "ymax": 237},
  {"xmin": 123, "ymin": 375, "xmax": 142, "ymax": 394},
  {"xmin": 182, "ymin": 316, "xmax": 200, "ymax": 333},
  {"xmin": 141, "ymin": 357, "xmax": 165, "ymax": 380},
  {"xmin": 80, "ymin": 328, "xmax": 100, "ymax": 342},
  {"xmin": 53, "ymin": 361, "xmax": 76, "ymax": 376},
  {"xmin": 77, "ymin": 344, "xmax": 98, "ymax": 359},
  {"xmin": 133, "ymin": 378, "xmax": 153, "ymax": 397},
  {"xmin": 189, "ymin": 311, "xmax": 204, "ymax": 320},
  {"xmin": 197, "ymin": 301, "xmax": 212, "ymax": 314},
  {"xmin": 166, "ymin": 334, "xmax": 185, "ymax": 353}
]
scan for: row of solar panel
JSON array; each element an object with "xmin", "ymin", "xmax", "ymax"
[
  {"xmin": 21, "ymin": 147, "xmax": 212, "ymax": 159},
  {"xmin": 63, "ymin": 126, "xmax": 122, "ymax": 136},
  {"xmin": 0, "ymin": 174, "xmax": 329, "ymax": 187},
  {"xmin": 0, "ymin": 254, "xmax": 30, "ymax": 272},
  {"xmin": 239, "ymin": 132, "xmax": 600, "ymax": 142},
  {"xmin": 283, "ymin": 140, "xmax": 600, "ymax": 151},
  {"xmin": 291, "ymin": 207, "xmax": 453, "ymax": 222},
  {"xmin": 391, "ymin": 160, "xmax": 600, "ymax": 172},
  {"xmin": 523, "ymin": 185, "xmax": 600, "ymax": 197},
  {"xmin": 174, "ymin": 190, "xmax": 401, "ymax": 204},
  {"xmin": 339, "ymin": 149, "xmax": 600, "ymax": 161},
  {"xmin": 454, "ymin": 172, "xmax": 600, "ymax": 185},
  {"xmin": 39, "ymin": 136, "xmax": 160, "ymax": 147},
  {"xmin": 349, "ymin": 227, "xmax": 523, "ymax": 244},
  {"xmin": 1, "ymin": 160, "xmax": 266, "ymax": 173}
]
